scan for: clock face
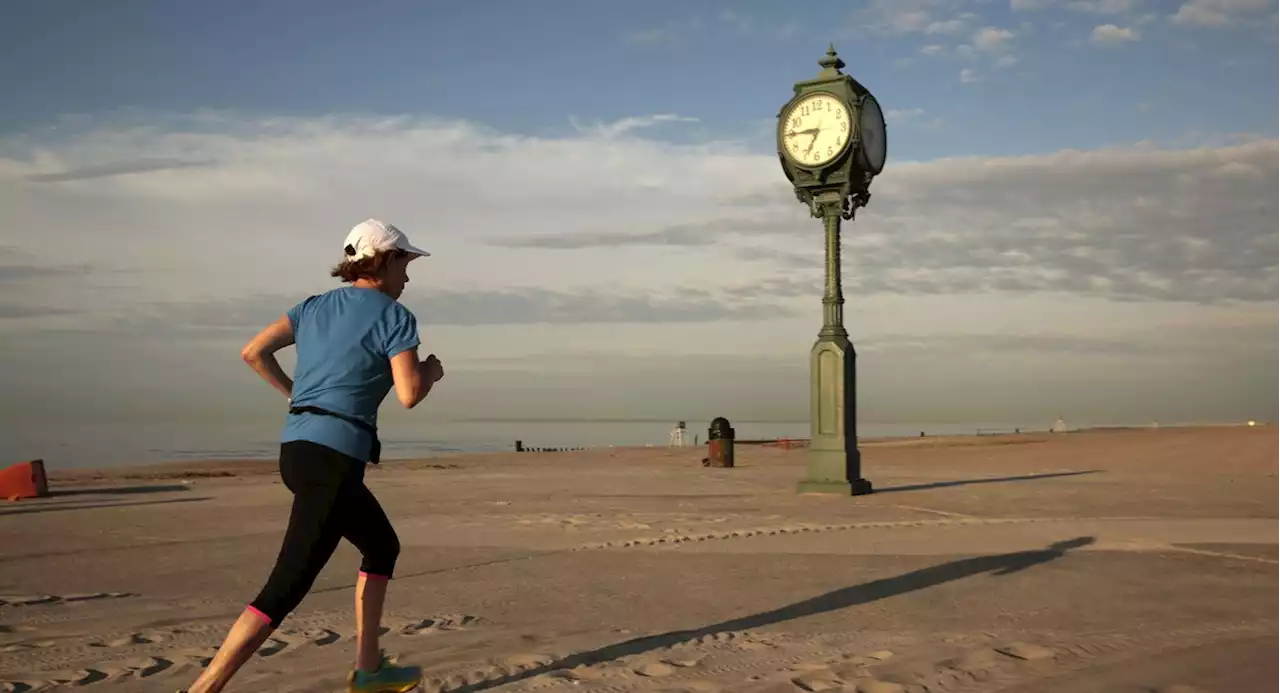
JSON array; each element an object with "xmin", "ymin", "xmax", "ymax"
[
  {"xmin": 858, "ymin": 95, "xmax": 887, "ymax": 174},
  {"xmin": 780, "ymin": 92, "xmax": 852, "ymax": 168}
]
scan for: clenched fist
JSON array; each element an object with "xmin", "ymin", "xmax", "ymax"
[{"xmin": 420, "ymin": 354, "xmax": 444, "ymax": 383}]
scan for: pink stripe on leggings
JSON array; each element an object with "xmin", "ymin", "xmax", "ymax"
[
  {"xmin": 359, "ymin": 570, "xmax": 390, "ymax": 581},
  {"xmin": 246, "ymin": 605, "xmax": 272, "ymax": 623}
]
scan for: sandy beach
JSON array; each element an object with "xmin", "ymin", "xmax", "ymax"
[{"xmin": 0, "ymin": 425, "xmax": 1275, "ymax": 692}]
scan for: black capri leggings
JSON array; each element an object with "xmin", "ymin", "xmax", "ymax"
[{"xmin": 248, "ymin": 440, "xmax": 400, "ymax": 627}]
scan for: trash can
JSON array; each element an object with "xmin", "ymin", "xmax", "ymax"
[{"xmin": 706, "ymin": 417, "xmax": 735, "ymax": 468}]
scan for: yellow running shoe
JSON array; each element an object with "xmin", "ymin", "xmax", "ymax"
[{"xmin": 347, "ymin": 652, "xmax": 422, "ymax": 693}]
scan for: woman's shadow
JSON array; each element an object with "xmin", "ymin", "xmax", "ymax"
[{"xmin": 452, "ymin": 536, "xmax": 1095, "ymax": 692}]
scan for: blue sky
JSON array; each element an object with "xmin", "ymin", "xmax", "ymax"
[
  {"xmin": 3, "ymin": 0, "xmax": 1276, "ymax": 160},
  {"xmin": 0, "ymin": 0, "xmax": 1276, "ymax": 450}
]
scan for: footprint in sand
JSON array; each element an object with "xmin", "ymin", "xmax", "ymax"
[
  {"xmin": 634, "ymin": 661, "xmax": 677, "ymax": 677},
  {"xmin": 398, "ymin": 614, "xmax": 477, "ymax": 636},
  {"xmin": 120, "ymin": 656, "xmax": 173, "ymax": 678},
  {"xmin": 534, "ymin": 667, "xmax": 601, "ymax": 684},
  {"xmin": 59, "ymin": 659, "xmax": 171, "ymax": 685},
  {"xmin": 782, "ymin": 663, "xmax": 846, "ymax": 692},
  {"xmin": 256, "ymin": 636, "xmax": 295, "ymax": 657},
  {"xmin": 501, "ymin": 652, "xmax": 557, "ymax": 671},
  {"xmin": 0, "ymin": 592, "xmax": 133, "ymax": 608},
  {"xmin": 0, "ymin": 639, "xmax": 55, "ymax": 654},
  {"xmin": 788, "ymin": 671, "xmax": 844, "ymax": 692},
  {"xmin": 663, "ymin": 654, "xmax": 706, "ymax": 669},
  {"xmin": 89, "ymin": 632, "xmax": 164, "ymax": 648},
  {"xmin": 828, "ymin": 659, "xmax": 873, "ymax": 681},
  {"xmin": 170, "ymin": 647, "xmax": 220, "ymax": 670},
  {"xmin": 45, "ymin": 667, "xmax": 121, "ymax": 687},
  {"xmin": 940, "ymin": 649, "xmax": 999, "ymax": 677},
  {"xmin": 288, "ymin": 627, "xmax": 342, "ymax": 646},
  {"xmin": 994, "ymin": 642, "xmax": 1056, "ymax": 661},
  {"xmin": 399, "ymin": 619, "xmax": 445, "ymax": 636},
  {"xmin": 0, "ymin": 595, "xmax": 58, "ymax": 607},
  {"xmin": 872, "ymin": 664, "xmax": 942, "ymax": 689},
  {"xmin": 654, "ymin": 683, "xmax": 722, "ymax": 693},
  {"xmin": 856, "ymin": 681, "xmax": 907, "ymax": 693},
  {"xmin": 62, "ymin": 592, "xmax": 128, "ymax": 603}
]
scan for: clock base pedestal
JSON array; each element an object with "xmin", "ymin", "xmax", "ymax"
[{"xmin": 799, "ymin": 335, "xmax": 871, "ymax": 497}]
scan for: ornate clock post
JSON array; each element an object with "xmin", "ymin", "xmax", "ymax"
[{"xmin": 777, "ymin": 45, "xmax": 887, "ymax": 496}]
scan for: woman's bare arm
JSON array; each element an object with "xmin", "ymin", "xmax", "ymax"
[
  {"xmin": 241, "ymin": 315, "xmax": 296, "ymax": 400},
  {"xmin": 390, "ymin": 349, "xmax": 443, "ymax": 409}
]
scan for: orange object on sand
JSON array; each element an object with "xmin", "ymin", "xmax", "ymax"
[{"xmin": 0, "ymin": 459, "xmax": 49, "ymax": 500}]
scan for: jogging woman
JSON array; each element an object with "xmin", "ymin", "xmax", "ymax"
[{"xmin": 182, "ymin": 219, "xmax": 443, "ymax": 693}]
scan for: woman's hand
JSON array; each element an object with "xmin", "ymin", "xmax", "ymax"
[{"xmin": 420, "ymin": 354, "xmax": 444, "ymax": 383}]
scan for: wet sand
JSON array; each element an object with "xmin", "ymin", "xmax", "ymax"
[{"xmin": 1, "ymin": 425, "xmax": 1275, "ymax": 692}]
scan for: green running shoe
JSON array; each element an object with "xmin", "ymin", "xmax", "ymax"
[{"xmin": 347, "ymin": 653, "xmax": 422, "ymax": 693}]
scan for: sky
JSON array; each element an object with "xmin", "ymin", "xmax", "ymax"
[{"xmin": 0, "ymin": 0, "xmax": 1276, "ymax": 438}]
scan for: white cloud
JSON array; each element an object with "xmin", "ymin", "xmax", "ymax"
[
  {"xmin": 995, "ymin": 54, "xmax": 1020, "ymax": 68},
  {"xmin": 926, "ymin": 18, "xmax": 971, "ymax": 34},
  {"xmin": 974, "ymin": 26, "xmax": 1016, "ymax": 51},
  {"xmin": 568, "ymin": 113, "xmax": 699, "ymax": 139},
  {"xmin": 886, "ymin": 108, "xmax": 927, "ymax": 122},
  {"xmin": 1014, "ymin": 0, "xmax": 1140, "ymax": 11},
  {"xmin": 848, "ymin": 0, "xmax": 978, "ymax": 36},
  {"xmin": 893, "ymin": 9, "xmax": 933, "ymax": 32},
  {"xmin": 622, "ymin": 18, "xmax": 702, "ymax": 44},
  {"xmin": 920, "ymin": 43, "xmax": 948, "ymax": 55},
  {"xmin": 0, "ymin": 113, "xmax": 1275, "ymax": 426},
  {"xmin": 1091, "ymin": 23, "xmax": 1142, "ymax": 42},
  {"xmin": 960, "ymin": 67, "xmax": 981, "ymax": 82},
  {"xmin": 1172, "ymin": 0, "xmax": 1274, "ymax": 26},
  {"xmin": 716, "ymin": 9, "xmax": 803, "ymax": 39},
  {"xmin": 622, "ymin": 11, "xmax": 802, "ymax": 43},
  {"xmin": 1067, "ymin": 0, "xmax": 1139, "ymax": 13}
]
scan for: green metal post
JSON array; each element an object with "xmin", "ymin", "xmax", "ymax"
[{"xmin": 797, "ymin": 196, "xmax": 873, "ymax": 496}]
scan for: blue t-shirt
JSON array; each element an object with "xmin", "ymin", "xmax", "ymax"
[{"xmin": 281, "ymin": 286, "xmax": 420, "ymax": 461}]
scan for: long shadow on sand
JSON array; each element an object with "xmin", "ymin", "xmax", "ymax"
[
  {"xmin": 0, "ymin": 496, "xmax": 209, "ymax": 517},
  {"xmin": 49, "ymin": 484, "xmax": 193, "ymax": 497},
  {"xmin": 451, "ymin": 536, "xmax": 1095, "ymax": 692},
  {"xmin": 873, "ymin": 470, "xmax": 1101, "ymax": 494}
]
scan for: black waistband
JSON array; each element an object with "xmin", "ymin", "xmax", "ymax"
[{"xmin": 289, "ymin": 406, "xmax": 381, "ymax": 464}]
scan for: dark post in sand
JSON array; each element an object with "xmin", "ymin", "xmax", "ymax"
[{"xmin": 775, "ymin": 45, "xmax": 887, "ymax": 496}]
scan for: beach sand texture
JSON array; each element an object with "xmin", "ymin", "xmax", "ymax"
[{"xmin": 0, "ymin": 425, "xmax": 1275, "ymax": 692}]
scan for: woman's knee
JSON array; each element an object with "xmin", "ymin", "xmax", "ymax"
[
  {"xmin": 361, "ymin": 529, "xmax": 399, "ymax": 577},
  {"xmin": 381, "ymin": 530, "xmax": 401, "ymax": 569}
]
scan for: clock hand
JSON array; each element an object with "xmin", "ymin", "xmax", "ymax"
[
  {"xmin": 785, "ymin": 128, "xmax": 819, "ymax": 137},
  {"xmin": 803, "ymin": 117, "xmax": 826, "ymax": 156}
]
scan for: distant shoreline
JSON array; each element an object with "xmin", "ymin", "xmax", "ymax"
[{"xmin": 39, "ymin": 422, "xmax": 1272, "ymax": 483}]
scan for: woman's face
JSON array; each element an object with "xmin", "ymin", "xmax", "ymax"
[{"xmin": 380, "ymin": 252, "xmax": 417, "ymax": 300}]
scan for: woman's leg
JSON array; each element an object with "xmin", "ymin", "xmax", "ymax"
[
  {"xmin": 354, "ymin": 572, "xmax": 389, "ymax": 671},
  {"xmin": 186, "ymin": 442, "xmax": 350, "ymax": 693},
  {"xmin": 185, "ymin": 608, "xmax": 274, "ymax": 693},
  {"xmin": 342, "ymin": 483, "xmax": 401, "ymax": 673}
]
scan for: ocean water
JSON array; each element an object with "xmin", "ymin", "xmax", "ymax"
[{"xmin": 0, "ymin": 419, "xmax": 1051, "ymax": 470}]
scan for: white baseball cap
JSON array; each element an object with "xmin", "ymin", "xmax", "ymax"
[{"xmin": 342, "ymin": 218, "xmax": 431, "ymax": 261}]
